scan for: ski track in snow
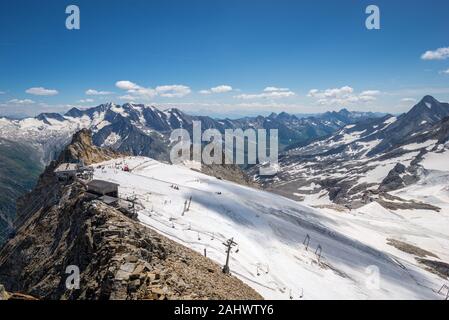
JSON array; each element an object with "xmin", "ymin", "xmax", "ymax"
[{"xmin": 92, "ymin": 156, "xmax": 447, "ymax": 300}]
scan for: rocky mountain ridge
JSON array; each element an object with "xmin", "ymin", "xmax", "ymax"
[
  {"xmin": 0, "ymin": 130, "xmax": 262, "ymax": 300},
  {"xmin": 0, "ymin": 103, "xmax": 385, "ymax": 165},
  {"xmin": 251, "ymin": 96, "xmax": 449, "ymax": 211}
]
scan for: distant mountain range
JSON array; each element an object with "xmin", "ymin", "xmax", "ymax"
[
  {"xmin": 252, "ymin": 95, "xmax": 449, "ymax": 211},
  {"xmin": 3, "ymin": 97, "xmax": 447, "ymax": 246},
  {"xmin": 0, "ymin": 104, "xmax": 386, "ymax": 245},
  {"xmin": 0, "ymin": 103, "xmax": 386, "ymax": 164}
]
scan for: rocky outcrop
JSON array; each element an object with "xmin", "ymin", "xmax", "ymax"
[
  {"xmin": 184, "ymin": 146, "xmax": 259, "ymax": 188},
  {"xmin": 0, "ymin": 284, "xmax": 8, "ymax": 300},
  {"xmin": 199, "ymin": 163, "xmax": 259, "ymax": 188},
  {"xmin": 0, "ymin": 182, "xmax": 262, "ymax": 300},
  {"xmin": 417, "ymin": 259, "xmax": 449, "ymax": 280},
  {"xmin": 0, "ymin": 284, "xmax": 37, "ymax": 300},
  {"xmin": 0, "ymin": 130, "xmax": 262, "ymax": 300},
  {"xmin": 379, "ymin": 163, "xmax": 406, "ymax": 192},
  {"xmin": 58, "ymin": 128, "xmax": 123, "ymax": 166},
  {"xmin": 12, "ymin": 129, "xmax": 123, "ymax": 230}
]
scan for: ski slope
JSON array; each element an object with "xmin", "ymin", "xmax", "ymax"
[{"xmin": 93, "ymin": 156, "xmax": 447, "ymax": 300}]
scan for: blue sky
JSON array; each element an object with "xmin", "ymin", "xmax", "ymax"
[{"xmin": 1, "ymin": 0, "xmax": 449, "ymax": 118}]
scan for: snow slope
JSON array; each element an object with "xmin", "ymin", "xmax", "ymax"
[
  {"xmin": 92, "ymin": 156, "xmax": 447, "ymax": 300},
  {"xmin": 0, "ymin": 115, "xmax": 88, "ymax": 164}
]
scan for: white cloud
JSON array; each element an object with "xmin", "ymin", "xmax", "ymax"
[
  {"xmin": 307, "ymin": 89, "xmax": 319, "ymax": 97},
  {"xmin": 235, "ymin": 87, "xmax": 295, "ymax": 100},
  {"xmin": 440, "ymin": 68, "xmax": 449, "ymax": 74},
  {"xmin": 116, "ymin": 80, "xmax": 190, "ymax": 100},
  {"xmin": 116, "ymin": 81, "xmax": 141, "ymax": 91},
  {"xmin": 211, "ymin": 85, "xmax": 233, "ymax": 93},
  {"xmin": 235, "ymin": 91, "xmax": 295, "ymax": 99},
  {"xmin": 25, "ymin": 87, "xmax": 59, "ymax": 96},
  {"xmin": 118, "ymin": 95, "xmax": 137, "ymax": 102},
  {"xmin": 400, "ymin": 98, "xmax": 417, "ymax": 103},
  {"xmin": 308, "ymin": 86, "xmax": 379, "ymax": 106},
  {"xmin": 421, "ymin": 46, "xmax": 449, "ymax": 60},
  {"xmin": 0, "ymin": 91, "xmax": 5, "ymax": 95},
  {"xmin": 360, "ymin": 90, "xmax": 381, "ymax": 96},
  {"xmin": 85, "ymin": 89, "xmax": 113, "ymax": 96},
  {"xmin": 307, "ymin": 86, "xmax": 354, "ymax": 99},
  {"xmin": 264, "ymin": 87, "xmax": 290, "ymax": 92},
  {"xmin": 156, "ymin": 85, "xmax": 191, "ymax": 98},
  {"xmin": 78, "ymin": 98, "xmax": 94, "ymax": 103},
  {"xmin": 8, "ymin": 99, "xmax": 35, "ymax": 104},
  {"xmin": 116, "ymin": 80, "xmax": 156, "ymax": 100},
  {"xmin": 200, "ymin": 85, "xmax": 233, "ymax": 94},
  {"xmin": 151, "ymin": 101, "xmax": 311, "ymax": 116}
]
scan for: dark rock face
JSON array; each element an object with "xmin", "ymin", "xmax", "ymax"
[
  {"xmin": 35, "ymin": 113, "xmax": 66, "ymax": 124},
  {"xmin": 59, "ymin": 128, "xmax": 124, "ymax": 165},
  {"xmin": 0, "ymin": 138, "xmax": 43, "ymax": 245},
  {"xmin": 417, "ymin": 258, "xmax": 449, "ymax": 280},
  {"xmin": 379, "ymin": 163, "xmax": 407, "ymax": 192},
  {"xmin": 328, "ymin": 187, "xmax": 343, "ymax": 202},
  {"xmin": 199, "ymin": 163, "xmax": 259, "ymax": 188}
]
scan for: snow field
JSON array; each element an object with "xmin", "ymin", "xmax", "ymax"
[{"xmin": 93, "ymin": 156, "xmax": 446, "ymax": 300}]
